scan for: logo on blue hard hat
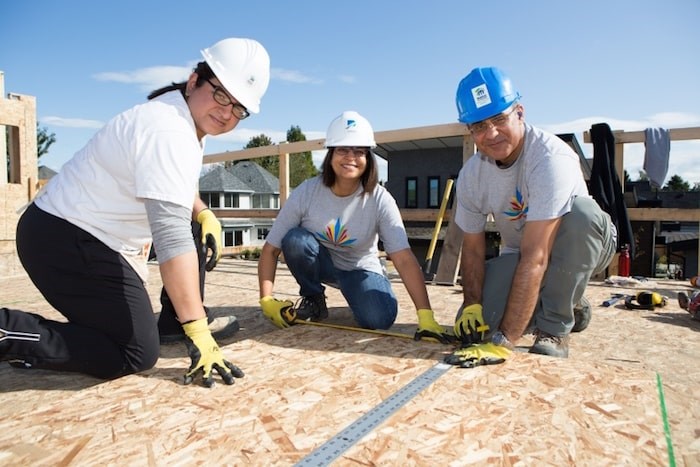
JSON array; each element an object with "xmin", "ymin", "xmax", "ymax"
[{"xmin": 471, "ymin": 84, "xmax": 491, "ymax": 109}]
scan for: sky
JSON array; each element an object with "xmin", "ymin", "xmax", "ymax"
[{"xmin": 2, "ymin": 0, "xmax": 700, "ymax": 186}]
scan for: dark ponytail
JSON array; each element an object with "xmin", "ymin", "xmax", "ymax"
[{"xmin": 147, "ymin": 61, "xmax": 216, "ymax": 100}]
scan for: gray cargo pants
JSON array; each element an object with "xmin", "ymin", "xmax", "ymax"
[{"xmin": 476, "ymin": 196, "xmax": 616, "ymax": 336}]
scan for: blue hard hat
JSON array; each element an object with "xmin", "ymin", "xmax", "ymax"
[{"xmin": 455, "ymin": 67, "xmax": 521, "ymax": 124}]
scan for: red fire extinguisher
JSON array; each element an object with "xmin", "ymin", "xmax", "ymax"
[{"xmin": 618, "ymin": 244, "xmax": 631, "ymax": 277}]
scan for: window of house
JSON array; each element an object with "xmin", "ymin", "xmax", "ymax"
[
  {"xmin": 223, "ymin": 193, "xmax": 239, "ymax": 208},
  {"xmin": 201, "ymin": 193, "xmax": 220, "ymax": 208},
  {"xmin": 3, "ymin": 124, "xmax": 21, "ymax": 184},
  {"xmin": 224, "ymin": 230, "xmax": 234, "ymax": 247},
  {"xmin": 224, "ymin": 229, "xmax": 244, "ymax": 247},
  {"xmin": 428, "ymin": 176, "xmax": 440, "ymax": 208},
  {"xmin": 257, "ymin": 228, "xmax": 270, "ymax": 240},
  {"xmin": 406, "ymin": 177, "xmax": 417, "ymax": 208},
  {"xmin": 252, "ymin": 193, "xmax": 272, "ymax": 209}
]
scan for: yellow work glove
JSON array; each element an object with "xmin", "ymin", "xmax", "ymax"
[
  {"xmin": 182, "ymin": 318, "xmax": 244, "ymax": 387},
  {"xmin": 196, "ymin": 209, "xmax": 222, "ymax": 271},
  {"xmin": 260, "ymin": 296, "xmax": 296, "ymax": 328},
  {"xmin": 454, "ymin": 304, "xmax": 490, "ymax": 346},
  {"xmin": 414, "ymin": 309, "xmax": 454, "ymax": 344},
  {"xmin": 443, "ymin": 342, "xmax": 512, "ymax": 368}
]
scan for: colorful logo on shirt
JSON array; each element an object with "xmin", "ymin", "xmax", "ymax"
[
  {"xmin": 503, "ymin": 187, "xmax": 528, "ymax": 221},
  {"xmin": 316, "ymin": 218, "xmax": 356, "ymax": 247}
]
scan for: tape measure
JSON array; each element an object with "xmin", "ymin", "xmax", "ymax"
[{"xmin": 294, "ymin": 362, "xmax": 452, "ymax": 466}]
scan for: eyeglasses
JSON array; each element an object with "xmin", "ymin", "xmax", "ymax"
[
  {"xmin": 205, "ymin": 79, "xmax": 250, "ymax": 120},
  {"xmin": 333, "ymin": 147, "xmax": 368, "ymax": 158},
  {"xmin": 468, "ymin": 106, "xmax": 518, "ymax": 135}
]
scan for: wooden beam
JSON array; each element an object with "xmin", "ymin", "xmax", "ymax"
[
  {"xmin": 202, "ymin": 122, "xmax": 470, "ymax": 166},
  {"xmin": 375, "ymin": 123, "xmax": 469, "ymax": 143},
  {"xmin": 582, "ymin": 126, "xmax": 700, "ymax": 144},
  {"xmin": 279, "ymin": 143, "xmax": 290, "ymax": 206},
  {"xmin": 627, "ymin": 208, "xmax": 700, "ymax": 222},
  {"xmin": 399, "ymin": 209, "xmax": 452, "ymax": 222}
]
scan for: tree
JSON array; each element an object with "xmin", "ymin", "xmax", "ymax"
[
  {"xmin": 662, "ymin": 174, "xmax": 690, "ymax": 192},
  {"xmin": 37, "ymin": 124, "xmax": 56, "ymax": 159},
  {"xmin": 238, "ymin": 134, "xmax": 275, "ymax": 172},
  {"xmin": 286, "ymin": 125, "xmax": 318, "ymax": 187}
]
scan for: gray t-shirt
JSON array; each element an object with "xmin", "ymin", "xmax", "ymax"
[
  {"xmin": 455, "ymin": 124, "xmax": 590, "ymax": 255},
  {"xmin": 265, "ymin": 176, "xmax": 410, "ymax": 275}
]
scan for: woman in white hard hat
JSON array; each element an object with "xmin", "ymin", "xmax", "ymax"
[
  {"xmin": 1, "ymin": 38, "xmax": 270, "ymax": 388},
  {"xmin": 258, "ymin": 111, "xmax": 452, "ymax": 343}
]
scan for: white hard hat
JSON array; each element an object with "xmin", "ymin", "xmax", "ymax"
[
  {"xmin": 324, "ymin": 110, "xmax": 376, "ymax": 148},
  {"xmin": 201, "ymin": 37, "xmax": 270, "ymax": 114}
]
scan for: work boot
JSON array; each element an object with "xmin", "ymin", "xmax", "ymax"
[
  {"xmin": 678, "ymin": 291, "xmax": 690, "ymax": 310},
  {"xmin": 295, "ymin": 293, "xmax": 328, "ymax": 322},
  {"xmin": 160, "ymin": 312, "xmax": 240, "ymax": 345},
  {"xmin": 529, "ymin": 330, "xmax": 569, "ymax": 358},
  {"xmin": 572, "ymin": 296, "xmax": 591, "ymax": 332}
]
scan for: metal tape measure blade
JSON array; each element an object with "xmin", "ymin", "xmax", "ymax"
[{"xmin": 295, "ymin": 362, "xmax": 452, "ymax": 466}]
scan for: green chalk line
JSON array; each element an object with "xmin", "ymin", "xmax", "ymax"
[{"xmin": 656, "ymin": 372, "xmax": 676, "ymax": 467}]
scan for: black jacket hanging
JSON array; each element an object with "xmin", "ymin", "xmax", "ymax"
[{"xmin": 589, "ymin": 123, "xmax": 635, "ymax": 258}]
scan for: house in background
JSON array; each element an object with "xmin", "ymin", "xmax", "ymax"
[
  {"xmin": 38, "ymin": 165, "xmax": 57, "ymax": 185},
  {"xmin": 199, "ymin": 161, "xmax": 279, "ymax": 251}
]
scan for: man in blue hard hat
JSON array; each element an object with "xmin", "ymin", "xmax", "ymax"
[{"xmin": 444, "ymin": 67, "xmax": 617, "ymax": 368}]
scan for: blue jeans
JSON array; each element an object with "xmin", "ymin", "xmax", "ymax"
[{"xmin": 281, "ymin": 227, "xmax": 397, "ymax": 329}]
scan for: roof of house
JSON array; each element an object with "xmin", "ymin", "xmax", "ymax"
[
  {"xmin": 38, "ymin": 165, "xmax": 58, "ymax": 180},
  {"xmin": 199, "ymin": 161, "xmax": 279, "ymax": 194},
  {"xmin": 626, "ymin": 180, "xmax": 700, "ymax": 209},
  {"xmin": 227, "ymin": 161, "xmax": 279, "ymax": 193},
  {"xmin": 199, "ymin": 165, "xmax": 252, "ymax": 193}
]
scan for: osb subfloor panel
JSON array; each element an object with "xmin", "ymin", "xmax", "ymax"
[{"xmin": 1, "ymin": 258, "xmax": 699, "ymax": 466}]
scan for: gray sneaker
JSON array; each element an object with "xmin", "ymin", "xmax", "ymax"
[
  {"xmin": 529, "ymin": 330, "xmax": 569, "ymax": 358},
  {"xmin": 295, "ymin": 294, "xmax": 328, "ymax": 322},
  {"xmin": 572, "ymin": 296, "xmax": 591, "ymax": 332}
]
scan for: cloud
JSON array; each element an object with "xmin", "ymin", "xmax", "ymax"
[
  {"xmin": 40, "ymin": 116, "xmax": 104, "ymax": 129},
  {"xmin": 93, "ymin": 65, "xmax": 192, "ymax": 91},
  {"xmin": 271, "ymin": 68, "xmax": 323, "ymax": 84},
  {"xmin": 541, "ymin": 112, "xmax": 700, "ymax": 135},
  {"xmin": 338, "ymin": 75, "xmax": 356, "ymax": 84},
  {"xmin": 92, "ymin": 63, "xmax": 326, "ymax": 91}
]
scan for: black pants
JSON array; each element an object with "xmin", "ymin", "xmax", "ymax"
[
  {"xmin": 1, "ymin": 204, "xmax": 160, "ymax": 379},
  {"xmin": 156, "ymin": 221, "xmax": 208, "ymax": 336}
]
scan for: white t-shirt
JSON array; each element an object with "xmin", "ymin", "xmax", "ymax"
[
  {"xmin": 265, "ymin": 176, "xmax": 409, "ymax": 275},
  {"xmin": 455, "ymin": 124, "xmax": 590, "ymax": 255},
  {"xmin": 36, "ymin": 91, "xmax": 203, "ymax": 266}
]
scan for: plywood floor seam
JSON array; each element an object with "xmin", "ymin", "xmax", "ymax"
[{"xmin": 1, "ymin": 258, "xmax": 699, "ymax": 466}]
